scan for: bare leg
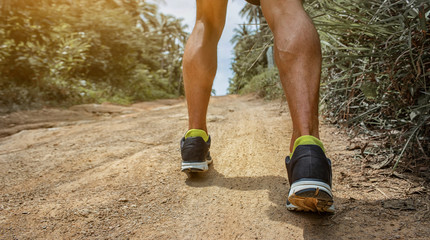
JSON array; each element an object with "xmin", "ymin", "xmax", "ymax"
[
  {"xmin": 261, "ymin": 0, "xmax": 322, "ymax": 152},
  {"xmin": 182, "ymin": 0, "xmax": 228, "ymax": 134}
]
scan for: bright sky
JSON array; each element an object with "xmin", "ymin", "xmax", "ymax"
[{"xmin": 151, "ymin": 0, "xmax": 247, "ymax": 96}]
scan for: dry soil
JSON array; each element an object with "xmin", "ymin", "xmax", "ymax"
[{"xmin": 0, "ymin": 95, "xmax": 429, "ymax": 239}]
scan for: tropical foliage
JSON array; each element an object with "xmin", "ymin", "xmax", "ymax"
[
  {"xmin": 228, "ymin": 4, "xmax": 281, "ymax": 99},
  {"xmin": 231, "ymin": 1, "xmax": 430, "ymax": 171},
  {"xmin": 0, "ymin": 0, "xmax": 187, "ymax": 110}
]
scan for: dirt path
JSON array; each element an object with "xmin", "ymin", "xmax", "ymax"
[{"xmin": 0, "ymin": 95, "xmax": 429, "ymax": 239}]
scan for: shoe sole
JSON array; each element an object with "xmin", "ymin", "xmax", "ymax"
[
  {"xmin": 286, "ymin": 181, "xmax": 335, "ymax": 213},
  {"xmin": 181, "ymin": 159, "xmax": 213, "ymax": 173}
]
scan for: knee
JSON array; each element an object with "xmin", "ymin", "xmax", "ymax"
[
  {"xmin": 273, "ymin": 25, "xmax": 321, "ymax": 63},
  {"xmin": 194, "ymin": 17, "xmax": 225, "ymax": 41},
  {"xmin": 278, "ymin": 22, "xmax": 320, "ymax": 50}
]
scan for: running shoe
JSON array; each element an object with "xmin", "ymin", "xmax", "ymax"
[
  {"xmin": 180, "ymin": 135, "xmax": 212, "ymax": 173},
  {"xmin": 285, "ymin": 144, "xmax": 335, "ymax": 213}
]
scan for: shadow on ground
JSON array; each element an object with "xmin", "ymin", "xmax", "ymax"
[{"xmin": 185, "ymin": 166, "xmax": 429, "ymax": 240}]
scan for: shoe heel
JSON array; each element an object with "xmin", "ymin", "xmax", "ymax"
[
  {"xmin": 181, "ymin": 162, "xmax": 209, "ymax": 172},
  {"xmin": 287, "ymin": 180, "xmax": 335, "ymax": 213}
]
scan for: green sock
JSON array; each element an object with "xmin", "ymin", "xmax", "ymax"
[
  {"xmin": 185, "ymin": 129, "xmax": 209, "ymax": 142},
  {"xmin": 290, "ymin": 135, "xmax": 325, "ymax": 158}
]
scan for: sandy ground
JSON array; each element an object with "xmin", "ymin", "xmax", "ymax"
[{"xmin": 0, "ymin": 95, "xmax": 429, "ymax": 239}]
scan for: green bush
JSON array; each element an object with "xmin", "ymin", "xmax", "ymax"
[
  {"xmin": 309, "ymin": 0, "xmax": 429, "ymax": 170},
  {"xmin": 239, "ymin": 67, "xmax": 283, "ymax": 100},
  {"xmin": 0, "ymin": 0, "xmax": 187, "ymax": 111},
  {"xmin": 228, "ymin": 5, "xmax": 273, "ymax": 96},
  {"xmin": 231, "ymin": 1, "xmax": 430, "ymax": 171}
]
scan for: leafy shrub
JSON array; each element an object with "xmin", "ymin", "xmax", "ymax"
[
  {"xmin": 0, "ymin": 0, "xmax": 187, "ymax": 111},
  {"xmin": 309, "ymin": 0, "xmax": 429, "ymax": 171},
  {"xmin": 231, "ymin": 1, "xmax": 430, "ymax": 171},
  {"xmin": 239, "ymin": 67, "xmax": 283, "ymax": 100}
]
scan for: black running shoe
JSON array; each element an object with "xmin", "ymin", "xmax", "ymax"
[
  {"xmin": 180, "ymin": 136, "xmax": 212, "ymax": 172},
  {"xmin": 285, "ymin": 145, "xmax": 334, "ymax": 213}
]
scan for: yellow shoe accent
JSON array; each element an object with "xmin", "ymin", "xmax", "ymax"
[
  {"xmin": 291, "ymin": 135, "xmax": 325, "ymax": 157},
  {"xmin": 185, "ymin": 129, "xmax": 209, "ymax": 142}
]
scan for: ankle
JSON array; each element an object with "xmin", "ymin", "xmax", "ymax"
[
  {"xmin": 290, "ymin": 129, "xmax": 320, "ymax": 152},
  {"xmin": 185, "ymin": 129, "xmax": 209, "ymax": 142}
]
